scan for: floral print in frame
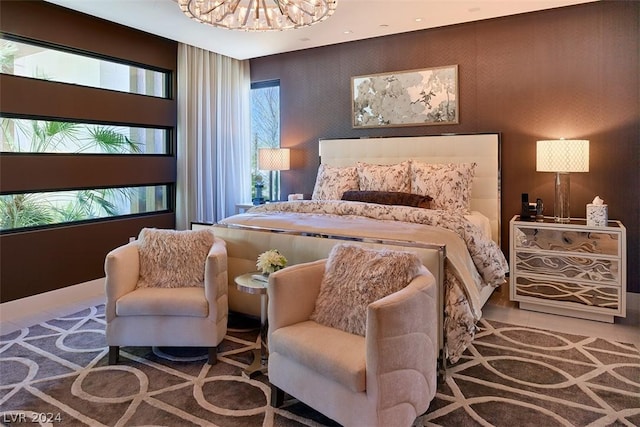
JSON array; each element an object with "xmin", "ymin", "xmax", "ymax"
[{"xmin": 352, "ymin": 65, "xmax": 458, "ymax": 128}]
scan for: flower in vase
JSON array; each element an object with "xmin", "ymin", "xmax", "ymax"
[{"xmin": 256, "ymin": 249, "xmax": 287, "ymax": 275}]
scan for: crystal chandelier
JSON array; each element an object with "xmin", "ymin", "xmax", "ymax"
[{"xmin": 176, "ymin": 0, "xmax": 338, "ymax": 31}]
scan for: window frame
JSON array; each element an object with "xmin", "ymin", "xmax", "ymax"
[
  {"xmin": 0, "ymin": 113, "xmax": 172, "ymax": 155},
  {"xmin": 0, "ymin": 33, "xmax": 173, "ymax": 99},
  {"xmin": 0, "ymin": 184, "xmax": 174, "ymax": 233},
  {"xmin": 250, "ymin": 79, "xmax": 281, "ymax": 202}
]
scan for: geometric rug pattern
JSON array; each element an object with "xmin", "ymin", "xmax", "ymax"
[
  {"xmin": 0, "ymin": 305, "xmax": 332, "ymax": 427},
  {"xmin": 423, "ymin": 318, "xmax": 640, "ymax": 426},
  {"xmin": 1, "ymin": 306, "xmax": 638, "ymax": 426}
]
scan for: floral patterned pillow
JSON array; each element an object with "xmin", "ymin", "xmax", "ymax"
[
  {"xmin": 312, "ymin": 164, "xmax": 360, "ymax": 200},
  {"xmin": 410, "ymin": 161, "xmax": 476, "ymax": 212},
  {"xmin": 356, "ymin": 161, "xmax": 411, "ymax": 193}
]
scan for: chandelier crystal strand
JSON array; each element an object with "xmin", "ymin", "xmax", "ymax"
[{"xmin": 177, "ymin": 0, "xmax": 337, "ymax": 31}]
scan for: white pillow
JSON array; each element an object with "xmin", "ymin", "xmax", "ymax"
[
  {"xmin": 310, "ymin": 244, "xmax": 423, "ymax": 336},
  {"xmin": 136, "ymin": 228, "xmax": 215, "ymax": 288},
  {"xmin": 311, "ymin": 164, "xmax": 359, "ymax": 200},
  {"xmin": 410, "ymin": 161, "xmax": 476, "ymax": 212},
  {"xmin": 356, "ymin": 161, "xmax": 411, "ymax": 193}
]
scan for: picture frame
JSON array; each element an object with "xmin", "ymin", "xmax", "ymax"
[{"xmin": 351, "ymin": 65, "xmax": 458, "ymax": 128}]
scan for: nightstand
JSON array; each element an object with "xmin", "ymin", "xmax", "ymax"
[
  {"xmin": 235, "ymin": 203, "xmax": 255, "ymax": 214},
  {"xmin": 509, "ymin": 215, "xmax": 626, "ymax": 323}
]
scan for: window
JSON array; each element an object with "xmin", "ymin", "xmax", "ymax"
[
  {"xmin": 1, "ymin": 117, "xmax": 168, "ymax": 154},
  {"xmin": 250, "ymin": 80, "xmax": 281, "ymax": 202},
  {"xmin": 0, "ymin": 36, "xmax": 168, "ymax": 98},
  {"xmin": 0, "ymin": 35, "xmax": 174, "ymax": 232},
  {"xmin": 0, "ymin": 115, "xmax": 172, "ymax": 229},
  {"xmin": 1, "ymin": 186, "xmax": 169, "ymax": 231}
]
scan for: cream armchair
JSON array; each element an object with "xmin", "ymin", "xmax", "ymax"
[
  {"xmin": 104, "ymin": 234, "xmax": 228, "ymax": 365},
  {"xmin": 267, "ymin": 259, "xmax": 438, "ymax": 427}
]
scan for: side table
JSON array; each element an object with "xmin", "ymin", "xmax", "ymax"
[
  {"xmin": 234, "ymin": 272, "xmax": 269, "ymax": 378},
  {"xmin": 235, "ymin": 203, "xmax": 255, "ymax": 214},
  {"xmin": 510, "ymin": 215, "xmax": 626, "ymax": 322}
]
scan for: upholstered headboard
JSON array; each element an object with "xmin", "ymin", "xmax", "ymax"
[{"xmin": 319, "ymin": 133, "xmax": 501, "ymax": 244}]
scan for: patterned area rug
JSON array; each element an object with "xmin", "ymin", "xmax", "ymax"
[
  {"xmin": 1, "ymin": 305, "xmax": 638, "ymax": 426},
  {"xmin": 425, "ymin": 319, "xmax": 640, "ymax": 426}
]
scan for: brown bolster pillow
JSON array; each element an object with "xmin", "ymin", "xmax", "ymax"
[{"xmin": 341, "ymin": 190, "xmax": 432, "ymax": 209}]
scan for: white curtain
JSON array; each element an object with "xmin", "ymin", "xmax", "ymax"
[{"xmin": 176, "ymin": 44, "xmax": 251, "ymax": 229}]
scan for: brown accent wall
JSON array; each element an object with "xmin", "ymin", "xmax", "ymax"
[
  {"xmin": 0, "ymin": 1, "xmax": 175, "ymax": 69},
  {"xmin": 250, "ymin": 1, "xmax": 640, "ymax": 293},
  {"xmin": 0, "ymin": 214, "xmax": 175, "ymax": 302},
  {"xmin": 0, "ymin": 1, "xmax": 179, "ymax": 302},
  {"xmin": 0, "ymin": 154, "xmax": 176, "ymax": 194},
  {"xmin": 0, "ymin": 75, "xmax": 175, "ymax": 126}
]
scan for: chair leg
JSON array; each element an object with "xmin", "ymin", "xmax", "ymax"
[
  {"xmin": 108, "ymin": 346, "xmax": 119, "ymax": 365},
  {"xmin": 208, "ymin": 347, "xmax": 217, "ymax": 365},
  {"xmin": 270, "ymin": 384, "xmax": 284, "ymax": 408}
]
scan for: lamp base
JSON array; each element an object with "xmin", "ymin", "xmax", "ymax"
[
  {"xmin": 269, "ymin": 171, "xmax": 275, "ymax": 202},
  {"xmin": 253, "ymin": 183, "xmax": 265, "ymax": 205},
  {"xmin": 554, "ymin": 172, "xmax": 571, "ymax": 223}
]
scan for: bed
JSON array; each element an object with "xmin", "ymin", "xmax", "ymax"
[{"xmin": 203, "ymin": 133, "xmax": 509, "ymax": 367}]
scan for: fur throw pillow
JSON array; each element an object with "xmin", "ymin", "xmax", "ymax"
[
  {"xmin": 136, "ymin": 228, "xmax": 215, "ymax": 288},
  {"xmin": 310, "ymin": 244, "xmax": 423, "ymax": 336}
]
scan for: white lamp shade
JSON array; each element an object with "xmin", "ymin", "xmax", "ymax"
[
  {"xmin": 536, "ymin": 139, "xmax": 589, "ymax": 172},
  {"xmin": 258, "ymin": 148, "xmax": 290, "ymax": 171}
]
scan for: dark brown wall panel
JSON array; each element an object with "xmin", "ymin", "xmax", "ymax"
[
  {"xmin": 0, "ymin": 214, "xmax": 174, "ymax": 303},
  {"xmin": 0, "ymin": 155, "xmax": 176, "ymax": 194},
  {"xmin": 250, "ymin": 1, "xmax": 640, "ymax": 293},
  {"xmin": 0, "ymin": 0, "xmax": 176, "ymax": 71},
  {"xmin": 0, "ymin": 75, "xmax": 176, "ymax": 128}
]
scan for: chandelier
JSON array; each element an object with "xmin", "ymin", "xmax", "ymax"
[{"xmin": 176, "ymin": 0, "xmax": 338, "ymax": 31}]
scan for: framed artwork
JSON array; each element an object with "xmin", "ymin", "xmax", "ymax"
[{"xmin": 351, "ymin": 65, "xmax": 458, "ymax": 128}]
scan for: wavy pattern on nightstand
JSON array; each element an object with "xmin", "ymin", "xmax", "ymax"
[
  {"xmin": 515, "ymin": 277, "xmax": 619, "ymax": 309},
  {"xmin": 515, "ymin": 253, "xmax": 618, "ymax": 282},
  {"xmin": 515, "ymin": 228, "xmax": 619, "ymax": 255}
]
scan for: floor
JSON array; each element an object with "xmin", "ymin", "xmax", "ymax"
[
  {"xmin": 0, "ymin": 279, "xmax": 106, "ymax": 336},
  {"xmin": 483, "ymin": 284, "xmax": 639, "ymax": 349},
  {"xmin": 1, "ymin": 279, "xmax": 638, "ymax": 350}
]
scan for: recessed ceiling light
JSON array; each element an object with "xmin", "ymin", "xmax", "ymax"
[
  {"xmin": 380, "ymin": 24, "xmax": 389, "ymax": 28},
  {"xmin": 415, "ymin": 18, "xmax": 423, "ymax": 22},
  {"xmin": 344, "ymin": 30, "xmax": 353, "ymax": 34}
]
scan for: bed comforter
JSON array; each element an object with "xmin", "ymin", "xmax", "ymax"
[{"xmin": 221, "ymin": 200, "xmax": 509, "ymax": 362}]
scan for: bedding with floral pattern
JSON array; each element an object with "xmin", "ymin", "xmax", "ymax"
[
  {"xmin": 311, "ymin": 164, "xmax": 359, "ymax": 200},
  {"xmin": 411, "ymin": 161, "xmax": 476, "ymax": 212},
  {"xmin": 250, "ymin": 200, "xmax": 507, "ymax": 287},
  {"xmin": 312, "ymin": 160, "xmax": 478, "ymax": 216},
  {"xmin": 356, "ymin": 160, "xmax": 411, "ymax": 193}
]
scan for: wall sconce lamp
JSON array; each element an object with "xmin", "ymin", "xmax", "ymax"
[
  {"xmin": 536, "ymin": 139, "xmax": 589, "ymax": 223},
  {"xmin": 258, "ymin": 148, "xmax": 290, "ymax": 202}
]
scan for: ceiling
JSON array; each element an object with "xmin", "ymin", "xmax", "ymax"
[{"xmin": 44, "ymin": 0, "xmax": 597, "ymax": 60}]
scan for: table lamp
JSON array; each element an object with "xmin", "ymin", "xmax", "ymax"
[
  {"xmin": 258, "ymin": 148, "xmax": 290, "ymax": 202},
  {"xmin": 536, "ymin": 139, "xmax": 589, "ymax": 223}
]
